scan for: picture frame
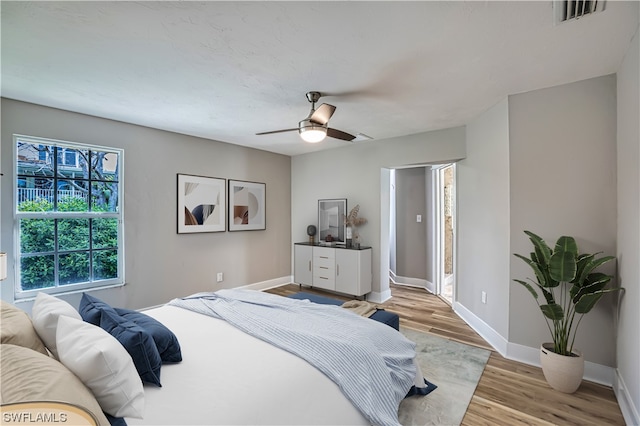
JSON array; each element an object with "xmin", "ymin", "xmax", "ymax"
[
  {"xmin": 318, "ymin": 199, "xmax": 347, "ymax": 243},
  {"xmin": 177, "ymin": 174, "xmax": 226, "ymax": 233},
  {"xmin": 228, "ymin": 180, "xmax": 266, "ymax": 231}
]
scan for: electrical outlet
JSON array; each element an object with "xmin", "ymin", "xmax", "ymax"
[
  {"xmin": 216, "ymin": 272, "xmax": 223, "ymax": 283},
  {"xmin": 481, "ymin": 291, "xmax": 487, "ymax": 304},
  {"xmin": 416, "ymin": 214, "xmax": 422, "ymax": 223}
]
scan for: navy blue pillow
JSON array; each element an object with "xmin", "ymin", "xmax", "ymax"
[
  {"xmin": 99, "ymin": 310, "xmax": 162, "ymax": 387},
  {"xmin": 104, "ymin": 412, "xmax": 127, "ymax": 426},
  {"xmin": 115, "ymin": 308, "xmax": 182, "ymax": 363},
  {"xmin": 79, "ymin": 293, "xmax": 119, "ymax": 326}
]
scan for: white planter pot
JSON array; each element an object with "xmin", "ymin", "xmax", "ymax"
[{"xmin": 540, "ymin": 343, "xmax": 584, "ymax": 393}]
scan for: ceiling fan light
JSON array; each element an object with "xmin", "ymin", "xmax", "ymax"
[
  {"xmin": 299, "ymin": 120, "xmax": 327, "ymax": 143},
  {"xmin": 300, "ymin": 129, "xmax": 327, "ymax": 143}
]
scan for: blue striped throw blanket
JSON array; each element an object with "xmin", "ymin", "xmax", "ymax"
[{"xmin": 169, "ymin": 288, "xmax": 418, "ymax": 426}]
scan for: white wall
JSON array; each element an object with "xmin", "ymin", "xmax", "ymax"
[
  {"xmin": 508, "ymin": 75, "xmax": 618, "ymax": 367},
  {"xmin": 615, "ymin": 19, "xmax": 640, "ymax": 423},
  {"xmin": 457, "ymin": 98, "xmax": 511, "ymax": 338},
  {"xmin": 395, "ymin": 167, "xmax": 427, "ymax": 281},
  {"xmin": 291, "ymin": 127, "xmax": 466, "ymax": 298},
  {"xmin": 1, "ymin": 99, "xmax": 291, "ymax": 311}
]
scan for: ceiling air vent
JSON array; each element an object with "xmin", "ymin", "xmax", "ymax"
[{"xmin": 554, "ymin": 0, "xmax": 606, "ymax": 24}]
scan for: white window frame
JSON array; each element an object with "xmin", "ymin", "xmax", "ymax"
[{"xmin": 13, "ymin": 134, "xmax": 125, "ymax": 299}]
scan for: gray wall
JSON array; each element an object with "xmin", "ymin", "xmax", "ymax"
[
  {"xmin": 0, "ymin": 99, "xmax": 291, "ymax": 311},
  {"xmin": 616, "ymin": 21, "xmax": 639, "ymax": 417},
  {"xmin": 508, "ymin": 75, "xmax": 618, "ymax": 366},
  {"xmin": 457, "ymin": 98, "xmax": 511, "ymax": 338},
  {"xmin": 291, "ymin": 127, "xmax": 466, "ymax": 296},
  {"xmin": 395, "ymin": 167, "xmax": 427, "ymax": 281}
]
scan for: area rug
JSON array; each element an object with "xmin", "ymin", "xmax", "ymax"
[{"xmin": 398, "ymin": 327, "xmax": 491, "ymax": 426}]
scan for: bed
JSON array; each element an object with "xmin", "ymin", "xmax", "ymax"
[{"xmin": 0, "ymin": 289, "xmax": 426, "ymax": 426}]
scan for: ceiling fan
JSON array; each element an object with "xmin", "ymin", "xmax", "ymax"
[{"xmin": 256, "ymin": 91, "xmax": 356, "ymax": 143}]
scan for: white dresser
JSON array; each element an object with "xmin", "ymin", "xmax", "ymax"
[{"xmin": 293, "ymin": 243, "xmax": 372, "ymax": 297}]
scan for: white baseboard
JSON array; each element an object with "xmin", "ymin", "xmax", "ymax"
[
  {"xmin": 368, "ymin": 289, "xmax": 392, "ymax": 303},
  {"xmin": 242, "ymin": 276, "xmax": 292, "ymax": 292},
  {"xmin": 392, "ymin": 274, "xmax": 435, "ymax": 294},
  {"xmin": 453, "ymin": 301, "xmax": 508, "ymax": 356},
  {"xmin": 393, "ymin": 275, "xmax": 429, "ymax": 287},
  {"xmin": 614, "ymin": 368, "xmax": 640, "ymax": 426},
  {"xmin": 454, "ymin": 301, "xmax": 614, "ymax": 387}
]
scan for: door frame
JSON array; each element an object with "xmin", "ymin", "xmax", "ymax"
[{"xmin": 431, "ymin": 163, "xmax": 455, "ymax": 303}]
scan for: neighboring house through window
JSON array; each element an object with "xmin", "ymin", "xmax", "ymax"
[{"xmin": 14, "ymin": 135, "xmax": 124, "ymax": 299}]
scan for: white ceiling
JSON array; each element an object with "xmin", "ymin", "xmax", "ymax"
[{"xmin": 2, "ymin": 1, "xmax": 638, "ymax": 156}]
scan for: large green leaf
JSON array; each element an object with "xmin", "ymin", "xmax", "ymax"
[
  {"xmin": 514, "ymin": 253, "xmax": 547, "ymax": 287},
  {"xmin": 525, "ymin": 231, "xmax": 551, "ymax": 265},
  {"xmin": 555, "ymin": 236, "xmax": 578, "ymax": 256},
  {"xmin": 572, "ymin": 253, "xmax": 594, "ymax": 284},
  {"xmin": 574, "ymin": 291, "xmax": 604, "ymax": 314},
  {"xmin": 576, "ymin": 255, "xmax": 615, "ymax": 286},
  {"xmin": 549, "ymin": 249, "xmax": 577, "ymax": 282},
  {"xmin": 540, "ymin": 303, "xmax": 564, "ymax": 321},
  {"xmin": 541, "ymin": 287, "xmax": 555, "ymax": 304},
  {"xmin": 513, "ymin": 279, "xmax": 539, "ymax": 300},
  {"xmin": 542, "ymin": 267, "xmax": 560, "ymax": 288},
  {"xmin": 574, "ymin": 287, "xmax": 622, "ymax": 314},
  {"xmin": 572, "ymin": 272, "xmax": 612, "ymax": 303}
]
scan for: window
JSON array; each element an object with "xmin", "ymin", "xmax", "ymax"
[{"xmin": 14, "ymin": 135, "xmax": 124, "ymax": 298}]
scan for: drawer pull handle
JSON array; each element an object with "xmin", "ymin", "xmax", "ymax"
[
  {"xmin": 337, "ymin": 265, "xmax": 340, "ymax": 276},
  {"xmin": 320, "ymin": 266, "xmax": 328, "ymax": 270},
  {"xmin": 308, "ymin": 260, "xmax": 311, "ymax": 271},
  {"xmin": 319, "ymin": 276, "xmax": 328, "ymax": 280},
  {"xmin": 320, "ymin": 256, "xmax": 329, "ymax": 259}
]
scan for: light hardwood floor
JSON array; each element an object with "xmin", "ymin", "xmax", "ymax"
[{"xmin": 267, "ymin": 283, "xmax": 625, "ymax": 425}]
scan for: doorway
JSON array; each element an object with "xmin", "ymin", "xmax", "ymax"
[
  {"xmin": 437, "ymin": 164, "xmax": 455, "ymax": 305},
  {"xmin": 387, "ymin": 164, "xmax": 456, "ymax": 304}
]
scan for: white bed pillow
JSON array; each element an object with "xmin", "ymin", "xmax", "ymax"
[
  {"xmin": 31, "ymin": 292, "xmax": 82, "ymax": 359},
  {"xmin": 56, "ymin": 315, "xmax": 145, "ymax": 419}
]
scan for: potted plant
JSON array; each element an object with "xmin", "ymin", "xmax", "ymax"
[{"xmin": 513, "ymin": 230, "xmax": 624, "ymax": 393}]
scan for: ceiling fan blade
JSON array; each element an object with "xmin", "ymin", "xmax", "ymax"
[
  {"xmin": 255, "ymin": 128, "xmax": 298, "ymax": 136},
  {"xmin": 309, "ymin": 103, "xmax": 336, "ymax": 125},
  {"xmin": 327, "ymin": 128, "xmax": 356, "ymax": 141}
]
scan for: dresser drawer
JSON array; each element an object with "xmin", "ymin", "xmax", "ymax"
[
  {"xmin": 312, "ymin": 272, "xmax": 335, "ymax": 290},
  {"xmin": 313, "ymin": 246, "xmax": 335, "ymax": 260}
]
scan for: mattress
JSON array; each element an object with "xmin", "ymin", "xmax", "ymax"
[{"xmin": 126, "ymin": 305, "xmax": 369, "ymax": 425}]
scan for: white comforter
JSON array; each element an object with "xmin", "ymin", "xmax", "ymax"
[
  {"xmin": 169, "ymin": 289, "xmax": 418, "ymax": 426},
  {"xmin": 126, "ymin": 304, "xmax": 369, "ymax": 425}
]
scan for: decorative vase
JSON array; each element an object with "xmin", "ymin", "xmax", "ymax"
[
  {"xmin": 540, "ymin": 343, "xmax": 584, "ymax": 393},
  {"xmin": 346, "ymin": 226, "xmax": 353, "ymax": 248}
]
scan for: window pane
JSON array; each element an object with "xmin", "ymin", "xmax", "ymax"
[
  {"xmin": 58, "ymin": 219, "xmax": 89, "ymax": 251},
  {"xmin": 59, "ymin": 252, "xmax": 90, "ymax": 285},
  {"xmin": 20, "ymin": 255, "xmax": 55, "ymax": 290},
  {"xmin": 20, "ymin": 219, "xmax": 55, "ymax": 253},
  {"xmin": 17, "ymin": 178, "xmax": 55, "ymax": 211},
  {"xmin": 17, "ymin": 142, "xmax": 54, "ymax": 177},
  {"xmin": 93, "ymin": 250, "xmax": 118, "ymax": 281},
  {"xmin": 92, "ymin": 151, "xmax": 119, "ymax": 181},
  {"xmin": 57, "ymin": 180, "xmax": 89, "ymax": 212},
  {"xmin": 64, "ymin": 149, "xmax": 77, "ymax": 167},
  {"xmin": 92, "ymin": 218, "xmax": 118, "ymax": 249},
  {"xmin": 92, "ymin": 182, "xmax": 118, "ymax": 212}
]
